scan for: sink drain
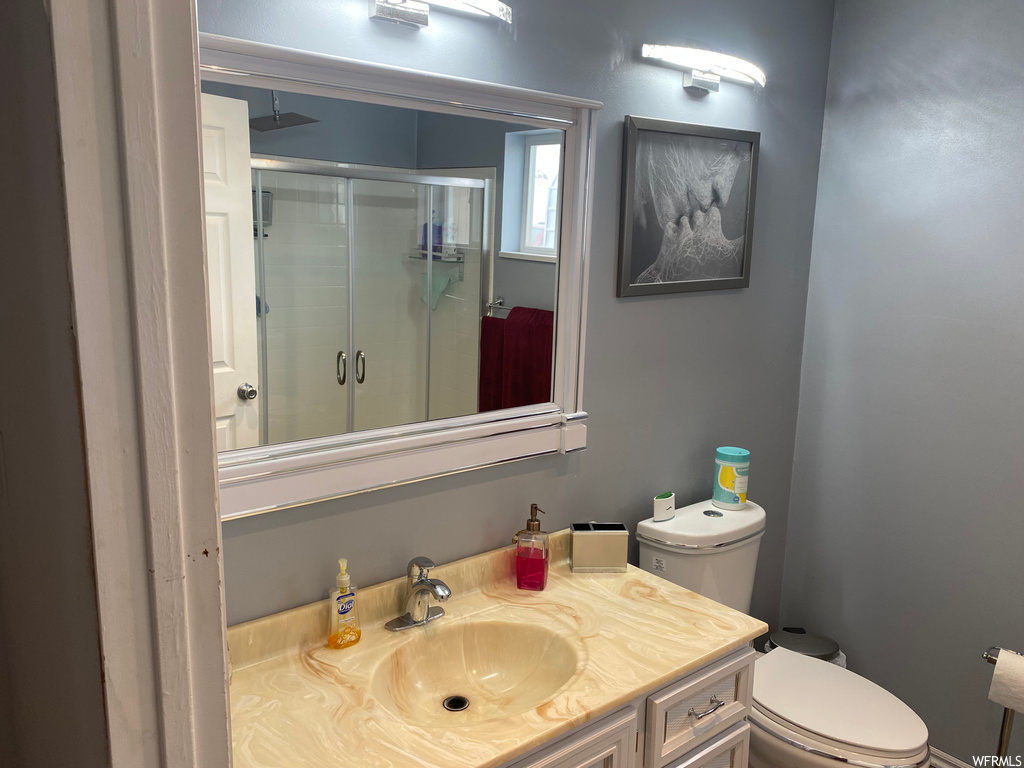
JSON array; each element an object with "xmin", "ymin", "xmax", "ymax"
[{"xmin": 442, "ymin": 695, "xmax": 470, "ymax": 712}]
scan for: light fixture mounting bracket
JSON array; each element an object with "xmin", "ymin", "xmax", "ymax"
[{"xmin": 368, "ymin": 0, "xmax": 430, "ymax": 28}]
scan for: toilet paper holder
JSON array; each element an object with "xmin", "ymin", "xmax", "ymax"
[{"xmin": 983, "ymin": 646, "xmax": 1020, "ymax": 758}]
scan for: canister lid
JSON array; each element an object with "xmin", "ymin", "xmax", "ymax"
[
  {"xmin": 768, "ymin": 627, "xmax": 840, "ymax": 661},
  {"xmin": 715, "ymin": 446, "xmax": 750, "ymax": 463},
  {"xmin": 637, "ymin": 499, "xmax": 765, "ymax": 549}
]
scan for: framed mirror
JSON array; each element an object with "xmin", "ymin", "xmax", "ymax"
[{"xmin": 198, "ymin": 34, "xmax": 600, "ymax": 519}]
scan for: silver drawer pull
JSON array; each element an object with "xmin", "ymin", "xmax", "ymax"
[{"xmin": 688, "ymin": 695, "xmax": 725, "ymax": 720}]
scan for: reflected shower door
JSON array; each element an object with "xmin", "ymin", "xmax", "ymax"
[
  {"xmin": 426, "ymin": 183, "xmax": 484, "ymax": 421},
  {"xmin": 255, "ymin": 169, "xmax": 351, "ymax": 444},
  {"xmin": 350, "ymin": 178, "xmax": 429, "ymax": 431}
]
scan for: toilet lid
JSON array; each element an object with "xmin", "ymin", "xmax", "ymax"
[
  {"xmin": 637, "ymin": 500, "xmax": 765, "ymax": 548},
  {"xmin": 754, "ymin": 648, "xmax": 928, "ymax": 754}
]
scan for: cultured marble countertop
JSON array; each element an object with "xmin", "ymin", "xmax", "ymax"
[{"xmin": 227, "ymin": 531, "xmax": 766, "ymax": 768}]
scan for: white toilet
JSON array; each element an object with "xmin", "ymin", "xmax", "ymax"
[{"xmin": 637, "ymin": 499, "xmax": 931, "ymax": 768}]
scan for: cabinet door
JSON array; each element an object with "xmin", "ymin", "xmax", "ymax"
[
  {"xmin": 666, "ymin": 723, "xmax": 748, "ymax": 768},
  {"xmin": 645, "ymin": 648, "xmax": 754, "ymax": 768},
  {"xmin": 510, "ymin": 707, "xmax": 637, "ymax": 768}
]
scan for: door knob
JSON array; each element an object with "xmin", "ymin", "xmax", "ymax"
[{"xmin": 237, "ymin": 383, "xmax": 258, "ymax": 401}]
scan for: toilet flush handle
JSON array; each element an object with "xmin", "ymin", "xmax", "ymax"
[{"xmin": 688, "ymin": 695, "xmax": 726, "ymax": 720}]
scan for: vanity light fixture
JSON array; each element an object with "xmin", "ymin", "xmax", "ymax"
[
  {"xmin": 368, "ymin": 0, "xmax": 430, "ymax": 28},
  {"xmin": 641, "ymin": 44, "xmax": 767, "ymax": 94},
  {"xmin": 368, "ymin": 0, "xmax": 511, "ymax": 27},
  {"xmin": 428, "ymin": 0, "xmax": 512, "ymax": 23}
]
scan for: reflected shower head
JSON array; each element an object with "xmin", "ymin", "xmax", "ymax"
[{"xmin": 249, "ymin": 90, "xmax": 319, "ymax": 132}]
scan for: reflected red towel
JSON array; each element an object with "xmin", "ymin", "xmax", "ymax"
[
  {"xmin": 501, "ymin": 307, "xmax": 554, "ymax": 409},
  {"xmin": 478, "ymin": 316, "xmax": 505, "ymax": 412}
]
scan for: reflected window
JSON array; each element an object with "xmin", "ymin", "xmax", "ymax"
[
  {"xmin": 499, "ymin": 129, "xmax": 561, "ymax": 261},
  {"xmin": 521, "ymin": 134, "xmax": 560, "ymax": 257}
]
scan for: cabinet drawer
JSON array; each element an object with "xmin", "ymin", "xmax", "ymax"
[
  {"xmin": 667, "ymin": 723, "xmax": 749, "ymax": 768},
  {"xmin": 644, "ymin": 648, "xmax": 754, "ymax": 768},
  {"xmin": 509, "ymin": 706, "xmax": 637, "ymax": 768}
]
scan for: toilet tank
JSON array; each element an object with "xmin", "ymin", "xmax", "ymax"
[{"xmin": 637, "ymin": 499, "xmax": 765, "ymax": 614}]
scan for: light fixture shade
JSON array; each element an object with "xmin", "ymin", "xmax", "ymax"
[
  {"xmin": 642, "ymin": 44, "xmax": 766, "ymax": 87},
  {"xmin": 428, "ymin": 0, "xmax": 512, "ymax": 23}
]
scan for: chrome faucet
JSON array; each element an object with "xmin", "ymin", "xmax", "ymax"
[{"xmin": 384, "ymin": 557, "xmax": 451, "ymax": 631}]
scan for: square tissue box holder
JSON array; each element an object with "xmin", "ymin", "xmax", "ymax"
[{"xmin": 570, "ymin": 522, "xmax": 628, "ymax": 573}]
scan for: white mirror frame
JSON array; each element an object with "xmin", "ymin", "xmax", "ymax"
[{"xmin": 199, "ymin": 34, "xmax": 601, "ymax": 520}]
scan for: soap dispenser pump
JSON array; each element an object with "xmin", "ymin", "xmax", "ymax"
[
  {"xmin": 327, "ymin": 558, "xmax": 361, "ymax": 649},
  {"xmin": 515, "ymin": 503, "xmax": 549, "ymax": 591}
]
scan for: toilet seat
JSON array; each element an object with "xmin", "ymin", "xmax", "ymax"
[
  {"xmin": 748, "ymin": 710, "xmax": 931, "ymax": 768},
  {"xmin": 751, "ymin": 648, "xmax": 929, "ymax": 767}
]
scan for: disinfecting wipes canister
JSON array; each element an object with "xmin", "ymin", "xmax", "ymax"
[{"xmin": 712, "ymin": 447, "xmax": 750, "ymax": 510}]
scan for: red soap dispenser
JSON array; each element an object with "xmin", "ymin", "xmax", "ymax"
[{"xmin": 515, "ymin": 504, "xmax": 549, "ymax": 591}]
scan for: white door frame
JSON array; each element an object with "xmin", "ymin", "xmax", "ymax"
[{"xmin": 51, "ymin": 0, "xmax": 230, "ymax": 766}]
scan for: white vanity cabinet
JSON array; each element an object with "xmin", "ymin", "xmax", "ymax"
[
  {"xmin": 645, "ymin": 648, "xmax": 753, "ymax": 767},
  {"xmin": 506, "ymin": 706, "xmax": 638, "ymax": 768},
  {"xmin": 504, "ymin": 647, "xmax": 755, "ymax": 768}
]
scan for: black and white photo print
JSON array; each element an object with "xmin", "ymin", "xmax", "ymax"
[{"xmin": 617, "ymin": 117, "xmax": 759, "ymax": 297}]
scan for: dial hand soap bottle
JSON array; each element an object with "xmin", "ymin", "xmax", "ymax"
[
  {"xmin": 327, "ymin": 558, "xmax": 361, "ymax": 649},
  {"xmin": 515, "ymin": 504, "xmax": 549, "ymax": 591}
]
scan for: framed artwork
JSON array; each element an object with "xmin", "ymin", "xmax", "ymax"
[{"xmin": 617, "ymin": 116, "xmax": 760, "ymax": 297}]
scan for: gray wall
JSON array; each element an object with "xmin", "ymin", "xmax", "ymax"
[
  {"xmin": 201, "ymin": 80, "xmax": 420, "ymax": 167},
  {"xmin": 199, "ymin": 0, "xmax": 836, "ymax": 629},
  {"xmin": 0, "ymin": 0, "xmax": 110, "ymax": 765},
  {"xmin": 784, "ymin": 0, "xmax": 1024, "ymax": 760}
]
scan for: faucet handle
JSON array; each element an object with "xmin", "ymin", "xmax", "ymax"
[{"xmin": 407, "ymin": 556, "xmax": 435, "ymax": 585}]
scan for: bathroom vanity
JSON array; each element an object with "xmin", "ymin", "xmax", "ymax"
[{"xmin": 226, "ymin": 531, "xmax": 765, "ymax": 768}]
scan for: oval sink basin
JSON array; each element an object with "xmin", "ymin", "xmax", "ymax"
[{"xmin": 371, "ymin": 620, "xmax": 580, "ymax": 726}]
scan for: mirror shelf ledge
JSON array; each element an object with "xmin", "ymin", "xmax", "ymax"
[
  {"xmin": 218, "ymin": 404, "xmax": 566, "ymax": 469},
  {"xmin": 220, "ymin": 416, "xmax": 587, "ymax": 521}
]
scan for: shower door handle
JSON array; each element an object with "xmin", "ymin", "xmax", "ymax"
[
  {"xmin": 336, "ymin": 351, "xmax": 346, "ymax": 385},
  {"xmin": 355, "ymin": 350, "xmax": 366, "ymax": 384}
]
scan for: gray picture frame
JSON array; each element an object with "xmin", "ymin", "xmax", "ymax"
[{"xmin": 617, "ymin": 116, "xmax": 760, "ymax": 297}]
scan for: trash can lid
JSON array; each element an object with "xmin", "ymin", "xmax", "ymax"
[{"xmin": 769, "ymin": 627, "xmax": 840, "ymax": 661}]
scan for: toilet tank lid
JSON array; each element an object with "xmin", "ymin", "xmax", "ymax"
[
  {"xmin": 754, "ymin": 648, "xmax": 928, "ymax": 754},
  {"xmin": 637, "ymin": 499, "xmax": 765, "ymax": 549}
]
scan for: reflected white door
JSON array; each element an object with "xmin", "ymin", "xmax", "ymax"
[{"xmin": 201, "ymin": 93, "xmax": 260, "ymax": 450}]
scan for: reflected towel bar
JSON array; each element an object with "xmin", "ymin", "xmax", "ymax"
[
  {"xmin": 984, "ymin": 646, "xmax": 1020, "ymax": 758},
  {"xmin": 486, "ymin": 297, "xmax": 512, "ymax": 315}
]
